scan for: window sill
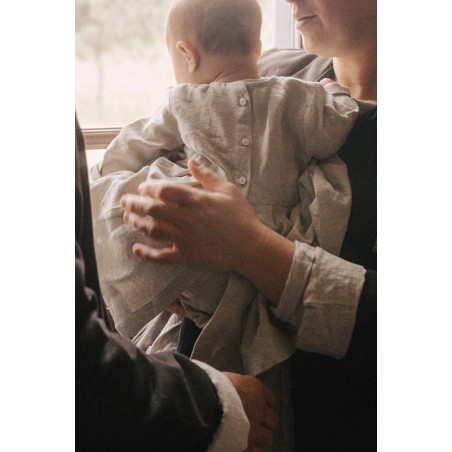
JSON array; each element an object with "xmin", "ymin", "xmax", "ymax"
[{"xmin": 82, "ymin": 128, "xmax": 121, "ymax": 150}]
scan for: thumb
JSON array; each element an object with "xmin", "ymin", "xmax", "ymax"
[{"xmin": 188, "ymin": 159, "xmax": 227, "ymax": 192}]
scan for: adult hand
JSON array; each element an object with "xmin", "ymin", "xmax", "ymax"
[
  {"xmin": 223, "ymin": 372, "xmax": 279, "ymax": 451},
  {"xmin": 120, "ymin": 159, "xmax": 267, "ymax": 274}
]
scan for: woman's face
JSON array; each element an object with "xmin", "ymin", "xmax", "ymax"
[{"xmin": 286, "ymin": 0, "xmax": 376, "ymax": 58}]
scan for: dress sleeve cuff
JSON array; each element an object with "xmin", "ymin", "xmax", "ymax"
[
  {"xmin": 272, "ymin": 241, "xmax": 315, "ymax": 329},
  {"xmin": 323, "ymin": 81, "xmax": 352, "ymax": 96},
  {"xmin": 193, "ymin": 360, "xmax": 250, "ymax": 452},
  {"xmin": 273, "ymin": 242, "xmax": 366, "ymax": 359}
]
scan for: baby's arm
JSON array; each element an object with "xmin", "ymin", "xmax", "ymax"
[
  {"xmin": 87, "ymin": 95, "xmax": 190, "ymax": 336},
  {"xmin": 94, "ymin": 96, "xmax": 183, "ymax": 177},
  {"xmin": 303, "ymin": 81, "xmax": 359, "ymax": 160}
]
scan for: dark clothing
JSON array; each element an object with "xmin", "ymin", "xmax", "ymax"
[
  {"xmin": 338, "ymin": 108, "xmax": 377, "ymax": 271},
  {"xmin": 258, "ymin": 48, "xmax": 336, "ymax": 83},
  {"xmin": 75, "ymin": 117, "xmax": 222, "ymax": 452},
  {"xmin": 259, "ymin": 49, "xmax": 377, "ymax": 451}
]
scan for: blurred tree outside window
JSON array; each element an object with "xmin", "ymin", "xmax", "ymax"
[{"xmin": 75, "ymin": 0, "xmax": 276, "ymax": 129}]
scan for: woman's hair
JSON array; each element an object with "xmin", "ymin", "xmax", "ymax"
[{"xmin": 168, "ymin": 0, "xmax": 262, "ymax": 55}]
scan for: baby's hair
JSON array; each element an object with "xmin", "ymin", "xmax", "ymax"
[{"xmin": 169, "ymin": 0, "xmax": 262, "ymax": 55}]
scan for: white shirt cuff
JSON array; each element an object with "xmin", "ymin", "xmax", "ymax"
[{"xmin": 193, "ymin": 360, "xmax": 250, "ymax": 452}]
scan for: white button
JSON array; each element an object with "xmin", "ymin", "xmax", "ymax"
[
  {"xmin": 238, "ymin": 176, "xmax": 247, "ymax": 185},
  {"xmin": 239, "ymin": 97, "xmax": 247, "ymax": 106},
  {"xmin": 241, "ymin": 138, "xmax": 250, "ymax": 146}
]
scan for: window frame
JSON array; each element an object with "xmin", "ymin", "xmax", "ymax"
[
  {"xmin": 82, "ymin": 128, "xmax": 121, "ymax": 150},
  {"xmin": 275, "ymin": 0, "xmax": 300, "ymax": 49}
]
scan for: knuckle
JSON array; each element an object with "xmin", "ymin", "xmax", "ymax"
[{"xmin": 155, "ymin": 182, "xmax": 173, "ymax": 202}]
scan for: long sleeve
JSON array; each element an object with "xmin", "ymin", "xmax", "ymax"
[
  {"xmin": 271, "ymin": 241, "xmax": 366, "ymax": 359},
  {"xmin": 88, "ymin": 96, "xmax": 202, "ymax": 337},
  {"xmin": 302, "ymin": 82, "xmax": 359, "ymax": 160},
  {"xmin": 285, "ymin": 154, "xmax": 352, "ymax": 259},
  {"xmin": 268, "ymin": 84, "xmax": 375, "ymax": 361},
  {"xmin": 96, "ymin": 92, "xmax": 183, "ymax": 176}
]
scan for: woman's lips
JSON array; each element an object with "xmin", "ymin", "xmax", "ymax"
[{"xmin": 295, "ymin": 15, "xmax": 317, "ymax": 29}]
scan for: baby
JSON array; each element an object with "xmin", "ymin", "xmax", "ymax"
[{"xmin": 90, "ymin": 0, "xmax": 358, "ymax": 355}]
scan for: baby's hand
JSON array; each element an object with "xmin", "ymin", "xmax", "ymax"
[
  {"xmin": 319, "ymin": 78, "xmax": 335, "ymax": 86},
  {"xmin": 166, "ymin": 300, "xmax": 187, "ymax": 317}
]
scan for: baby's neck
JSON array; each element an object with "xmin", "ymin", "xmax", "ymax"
[
  {"xmin": 201, "ymin": 53, "xmax": 261, "ymax": 84},
  {"xmin": 213, "ymin": 68, "xmax": 261, "ymax": 83}
]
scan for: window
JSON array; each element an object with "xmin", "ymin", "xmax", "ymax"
[{"xmin": 75, "ymin": 0, "xmax": 297, "ymax": 166}]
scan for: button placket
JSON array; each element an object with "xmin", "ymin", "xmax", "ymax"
[{"xmin": 235, "ymin": 86, "xmax": 252, "ymax": 195}]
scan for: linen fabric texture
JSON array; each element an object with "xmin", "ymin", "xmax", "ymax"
[{"xmin": 90, "ymin": 76, "xmax": 360, "ymax": 376}]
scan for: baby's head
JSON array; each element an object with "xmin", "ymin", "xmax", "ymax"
[{"xmin": 166, "ymin": 0, "xmax": 262, "ymax": 84}]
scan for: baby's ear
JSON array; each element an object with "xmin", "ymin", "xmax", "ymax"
[{"xmin": 176, "ymin": 41, "xmax": 199, "ymax": 73}]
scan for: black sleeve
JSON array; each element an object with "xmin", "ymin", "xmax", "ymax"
[
  {"xmin": 76, "ymin": 240, "xmax": 223, "ymax": 452},
  {"xmin": 75, "ymin": 114, "xmax": 222, "ymax": 452},
  {"xmin": 348, "ymin": 269, "xmax": 377, "ymax": 363}
]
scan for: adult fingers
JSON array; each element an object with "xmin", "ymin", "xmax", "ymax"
[
  {"xmin": 188, "ymin": 159, "xmax": 228, "ymax": 192},
  {"xmin": 138, "ymin": 180, "xmax": 205, "ymax": 207},
  {"xmin": 250, "ymin": 425, "xmax": 274, "ymax": 448},
  {"xmin": 262, "ymin": 403, "xmax": 279, "ymax": 430},
  {"xmin": 132, "ymin": 243, "xmax": 182, "ymax": 265},
  {"xmin": 123, "ymin": 210, "xmax": 182, "ymax": 242},
  {"xmin": 120, "ymin": 194, "xmax": 154, "ymax": 217},
  {"xmin": 263, "ymin": 385, "xmax": 278, "ymax": 410},
  {"xmin": 123, "ymin": 193, "xmax": 188, "ymax": 225},
  {"xmin": 121, "ymin": 193, "xmax": 162, "ymax": 217}
]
